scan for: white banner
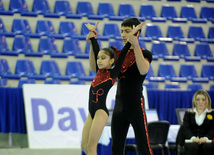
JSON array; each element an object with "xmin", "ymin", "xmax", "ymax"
[{"xmin": 23, "ymin": 84, "xmax": 148, "ymax": 148}]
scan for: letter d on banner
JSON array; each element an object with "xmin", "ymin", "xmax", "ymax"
[{"xmin": 31, "ymin": 98, "xmax": 54, "ymax": 131}]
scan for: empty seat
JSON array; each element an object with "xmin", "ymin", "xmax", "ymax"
[
  {"xmin": 158, "ymin": 63, "xmax": 177, "ymax": 80},
  {"xmin": 165, "ymin": 82, "xmax": 181, "ymax": 89},
  {"xmin": 118, "ymin": 3, "xmax": 136, "ymax": 17},
  {"xmin": 210, "ymin": 84, "xmax": 214, "ymax": 91},
  {"xmin": 139, "ymin": 4, "xmax": 157, "ymax": 19},
  {"xmin": 172, "ymin": 42, "xmax": 191, "ymax": 58},
  {"xmin": 54, "ymin": 0, "xmax": 82, "ymax": 18},
  {"xmin": 188, "ymin": 26, "xmax": 205, "ymax": 41},
  {"xmin": 0, "ymin": 35, "xmax": 10, "ymax": 53},
  {"xmin": 139, "ymin": 40, "xmax": 146, "ymax": 49},
  {"xmin": 109, "ymin": 40, "xmax": 124, "ymax": 50},
  {"xmin": 208, "ymin": 27, "xmax": 214, "ymax": 39},
  {"xmin": 0, "ymin": 0, "xmax": 13, "ymax": 15},
  {"xmin": 9, "ymin": 0, "xmax": 37, "ymax": 16},
  {"xmin": 76, "ymin": 1, "xmax": 94, "ymax": 16},
  {"xmin": 143, "ymin": 82, "xmax": 158, "ymax": 89},
  {"xmin": 44, "ymin": 79, "xmax": 61, "ymax": 84},
  {"xmin": 103, "ymin": 23, "xmax": 121, "ymax": 38},
  {"xmin": 187, "ymin": 83, "xmax": 203, "ymax": 90},
  {"xmin": 65, "ymin": 61, "xmax": 86, "ymax": 78},
  {"xmin": 62, "ymin": 38, "xmax": 82, "ymax": 55},
  {"xmin": 12, "ymin": 19, "xmax": 32, "ymax": 35},
  {"xmin": 145, "ymin": 66, "xmax": 155, "ymax": 79},
  {"xmin": 36, "ymin": 20, "xmax": 56, "ymax": 36},
  {"xmin": 38, "ymin": 37, "xmax": 58, "ymax": 54},
  {"xmin": 14, "ymin": 59, "xmax": 37, "ymax": 77},
  {"xmin": 0, "ymin": 18, "xmax": 14, "ymax": 37},
  {"xmin": 200, "ymin": 6, "xmax": 214, "ymax": 21},
  {"xmin": 145, "ymin": 24, "xmax": 163, "ymax": 40},
  {"xmin": 194, "ymin": 43, "xmax": 213, "ymax": 59},
  {"xmin": 97, "ymin": 2, "xmax": 115, "ymax": 17},
  {"xmin": 58, "ymin": 21, "xmax": 79, "ymax": 37},
  {"xmin": 0, "ymin": 59, "xmax": 15, "ymax": 78},
  {"xmin": 32, "ymin": 0, "xmax": 59, "ymax": 18},
  {"xmin": 167, "ymin": 25, "xmax": 184, "ymax": 40},
  {"xmin": 151, "ymin": 41, "xmax": 169, "ymax": 58},
  {"xmin": 179, "ymin": 63, "xmax": 198, "ymax": 80},
  {"xmin": 85, "ymin": 40, "xmax": 102, "ymax": 54},
  {"xmin": 201, "ymin": 64, "xmax": 214, "ymax": 80},
  {"xmin": 12, "ymin": 36, "xmax": 33, "ymax": 54},
  {"xmin": 161, "ymin": 5, "xmax": 178, "ymax": 20}
]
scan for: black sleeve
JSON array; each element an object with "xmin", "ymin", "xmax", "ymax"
[
  {"xmin": 110, "ymin": 42, "xmax": 131, "ymax": 79},
  {"xmin": 91, "ymin": 38, "xmax": 100, "ymax": 72}
]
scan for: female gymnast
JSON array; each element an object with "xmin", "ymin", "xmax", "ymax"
[{"xmin": 81, "ymin": 22, "xmax": 144, "ymax": 155}]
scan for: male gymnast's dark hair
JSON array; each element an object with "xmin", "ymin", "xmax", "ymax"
[
  {"xmin": 121, "ymin": 17, "xmax": 142, "ymax": 33},
  {"xmin": 101, "ymin": 47, "xmax": 116, "ymax": 66}
]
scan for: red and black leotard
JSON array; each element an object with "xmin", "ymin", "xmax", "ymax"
[{"xmin": 88, "ymin": 38, "xmax": 131, "ymax": 119}]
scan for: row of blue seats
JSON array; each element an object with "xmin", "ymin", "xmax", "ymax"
[
  {"xmin": 0, "ymin": 35, "xmax": 213, "ymax": 61},
  {"xmin": 1, "ymin": 18, "xmax": 214, "ymax": 42},
  {"xmin": 0, "ymin": 0, "xmax": 213, "ymax": 22},
  {"xmin": 0, "ymin": 78, "xmax": 213, "ymax": 91},
  {"xmin": 0, "ymin": 59, "xmax": 213, "ymax": 82}
]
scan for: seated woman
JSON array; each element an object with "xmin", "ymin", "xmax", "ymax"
[{"xmin": 181, "ymin": 90, "xmax": 214, "ymax": 155}]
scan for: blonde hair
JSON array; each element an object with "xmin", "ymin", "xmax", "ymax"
[{"xmin": 192, "ymin": 90, "xmax": 212, "ymax": 110}]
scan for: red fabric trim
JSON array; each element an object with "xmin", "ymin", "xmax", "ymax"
[{"xmin": 141, "ymin": 98, "xmax": 153, "ymax": 155}]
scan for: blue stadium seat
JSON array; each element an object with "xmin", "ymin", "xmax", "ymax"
[
  {"xmin": 208, "ymin": 27, "xmax": 214, "ymax": 39},
  {"xmin": 172, "ymin": 42, "xmax": 191, "ymax": 58},
  {"xmin": 36, "ymin": 20, "xmax": 56, "ymax": 37},
  {"xmin": 62, "ymin": 38, "xmax": 82, "ymax": 55},
  {"xmin": 40, "ymin": 60, "xmax": 69, "ymax": 80},
  {"xmin": 65, "ymin": 61, "xmax": 86, "ymax": 78},
  {"xmin": 187, "ymin": 83, "xmax": 203, "ymax": 91},
  {"xmin": 145, "ymin": 24, "xmax": 163, "ymax": 40},
  {"xmin": 12, "ymin": 36, "xmax": 33, "ymax": 54},
  {"xmin": 161, "ymin": 5, "xmax": 178, "ymax": 20},
  {"xmin": 167, "ymin": 25, "xmax": 184, "ymax": 40},
  {"xmin": 97, "ymin": 2, "xmax": 115, "ymax": 17},
  {"xmin": 109, "ymin": 40, "xmax": 124, "ymax": 50},
  {"xmin": 12, "ymin": 19, "xmax": 32, "ymax": 35},
  {"xmin": 151, "ymin": 41, "xmax": 169, "ymax": 58},
  {"xmin": 201, "ymin": 64, "xmax": 214, "ymax": 80},
  {"xmin": 180, "ymin": 5, "xmax": 206, "ymax": 23},
  {"xmin": 14, "ymin": 59, "xmax": 37, "ymax": 77},
  {"xmin": 165, "ymin": 82, "xmax": 181, "ymax": 89},
  {"xmin": 0, "ymin": 0, "xmax": 13, "ymax": 15},
  {"xmin": 18, "ymin": 79, "xmax": 36, "ymax": 88},
  {"xmin": 188, "ymin": 26, "xmax": 206, "ymax": 41},
  {"xmin": 54, "ymin": 1, "xmax": 82, "ymax": 18},
  {"xmin": 0, "ymin": 18, "xmax": 14, "ymax": 37},
  {"xmin": 0, "ymin": 78, "xmax": 7, "ymax": 87},
  {"xmin": 194, "ymin": 43, "xmax": 213, "ymax": 59},
  {"xmin": 0, "ymin": 58, "xmax": 19, "ymax": 79},
  {"xmin": 9, "ymin": 0, "xmax": 37, "ymax": 16},
  {"xmin": 38, "ymin": 37, "xmax": 67, "ymax": 58},
  {"xmin": 179, "ymin": 63, "xmax": 198, "ymax": 80},
  {"xmin": 58, "ymin": 21, "xmax": 79, "ymax": 38},
  {"xmin": 139, "ymin": 4, "xmax": 157, "ymax": 19},
  {"xmin": 139, "ymin": 40, "xmax": 146, "ymax": 49},
  {"xmin": 85, "ymin": 40, "xmax": 102, "ymax": 54},
  {"xmin": 44, "ymin": 79, "xmax": 61, "ymax": 84},
  {"xmin": 158, "ymin": 63, "xmax": 177, "ymax": 80},
  {"xmin": 210, "ymin": 84, "xmax": 214, "ymax": 91},
  {"xmin": 32, "ymin": 0, "xmax": 59, "ymax": 18},
  {"xmin": 76, "ymin": 1, "xmax": 103, "ymax": 19},
  {"xmin": 186, "ymin": 0, "xmax": 201, "ymax": 2},
  {"xmin": 70, "ymin": 80, "xmax": 85, "ymax": 85},
  {"xmin": 103, "ymin": 23, "xmax": 121, "ymax": 39},
  {"xmin": 0, "ymin": 35, "xmax": 10, "ymax": 53},
  {"xmin": 200, "ymin": 6, "xmax": 214, "ymax": 21},
  {"xmin": 143, "ymin": 82, "xmax": 158, "ymax": 89},
  {"xmin": 118, "ymin": 3, "xmax": 136, "ymax": 18},
  {"xmin": 145, "ymin": 65, "xmax": 155, "ymax": 80}
]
